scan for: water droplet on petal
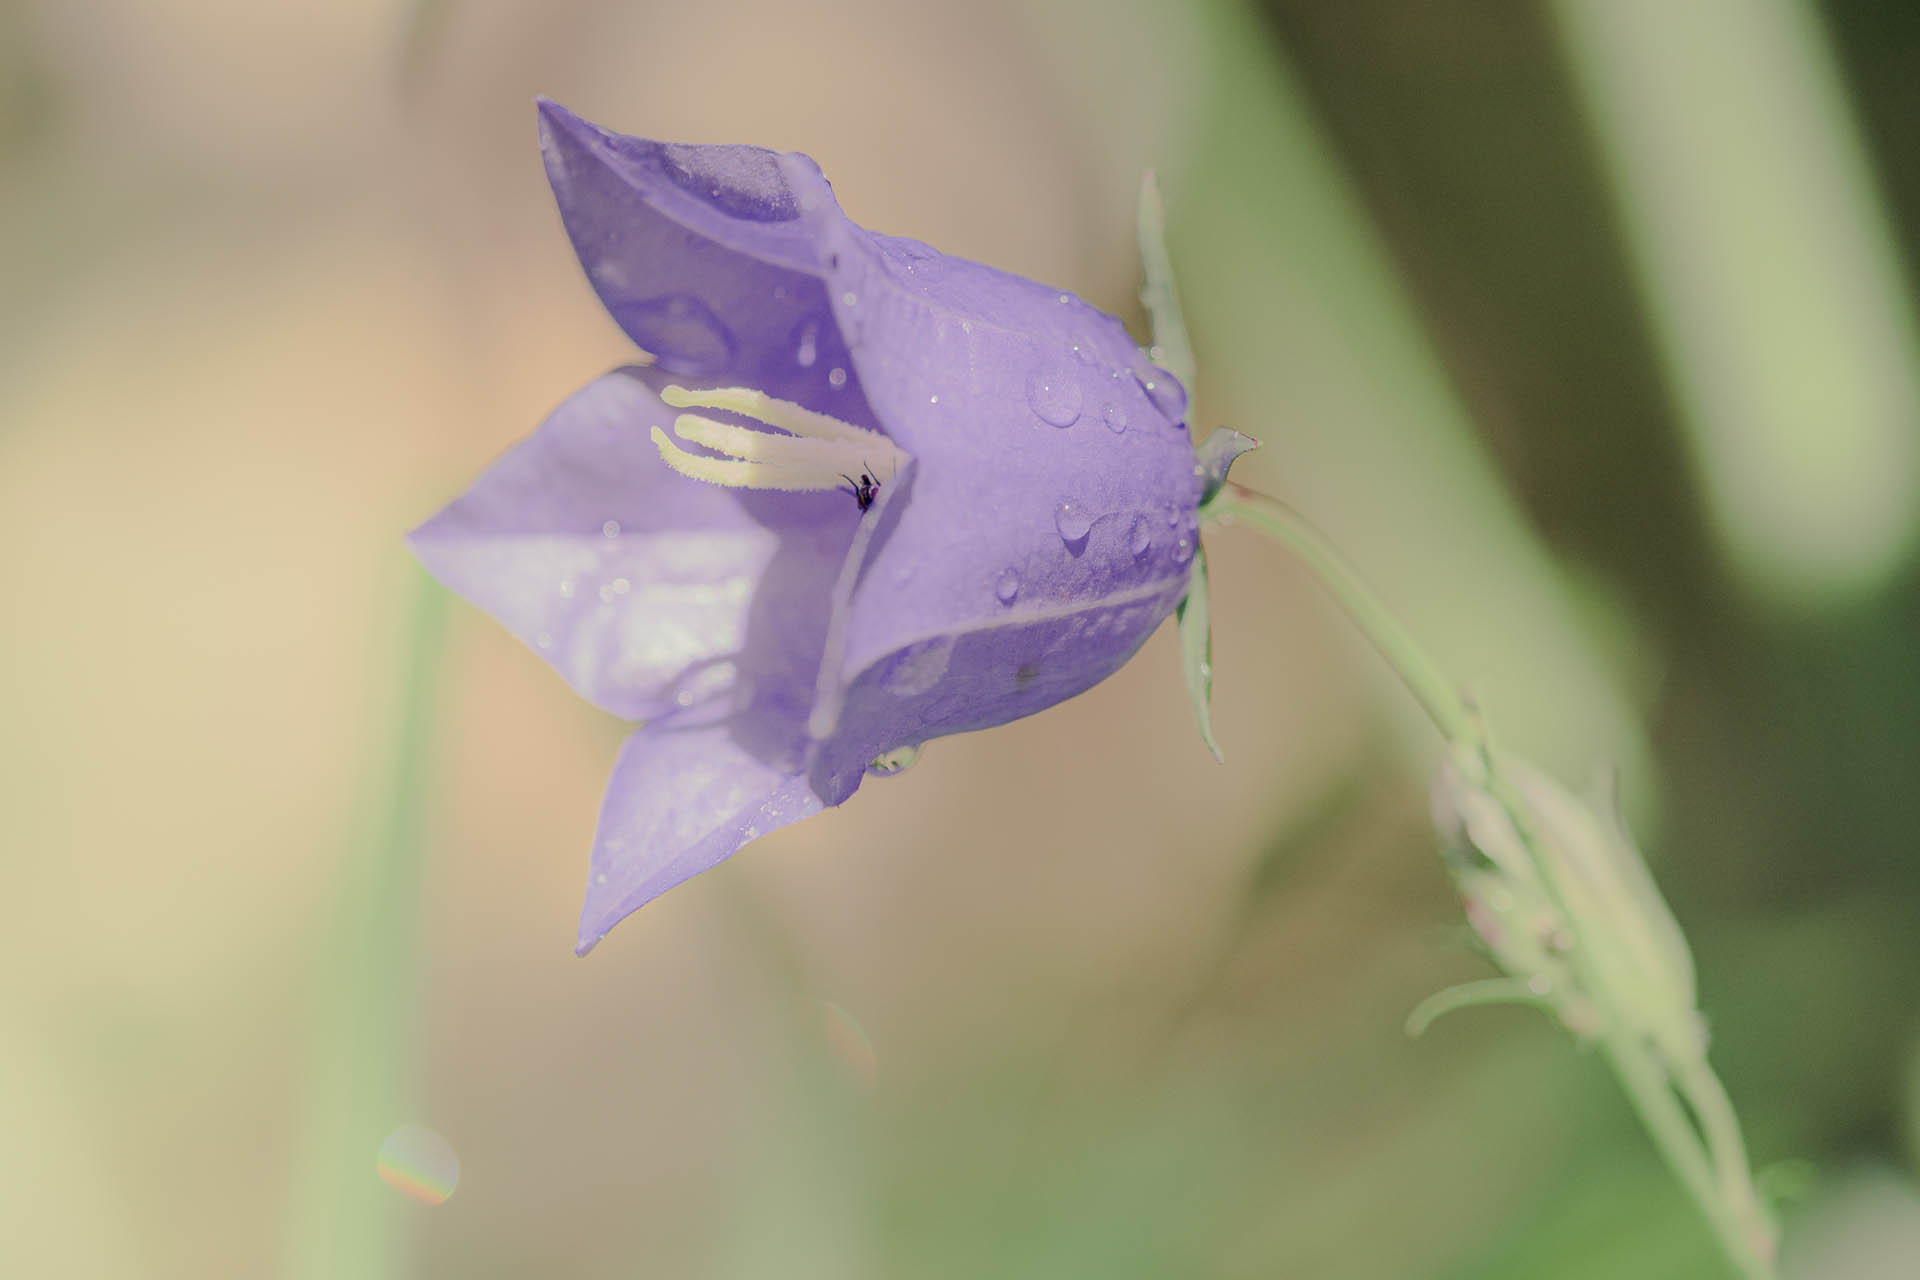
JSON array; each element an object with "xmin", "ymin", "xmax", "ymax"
[
  {"xmin": 612, "ymin": 577, "xmax": 630, "ymax": 595},
  {"xmin": 828, "ymin": 367, "xmax": 848, "ymax": 390},
  {"xmin": 995, "ymin": 568, "xmax": 1020, "ymax": 604},
  {"xmin": 1101, "ymin": 403, "xmax": 1127, "ymax": 434},
  {"xmin": 376, "ymin": 1124, "xmax": 460, "ymax": 1206},
  {"xmin": 1026, "ymin": 363, "xmax": 1083, "ymax": 428},
  {"xmin": 1071, "ymin": 342, "xmax": 1098, "ymax": 365},
  {"xmin": 558, "ymin": 578, "xmax": 575, "ymax": 599},
  {"xmin": 1173, "ymin": 533, "xmax": 1195, "ymax": 565},
  {"xmin": 602, "ymin": 520, "xmax": 621, "ymax": 538},
  {"xmin": 842, "ymin": 291, "xmax": 858, "ymax": 307},
  {"xmin": 1164, "ymin": 504, "xmax": 1180, "ymax": 527},
  {"xmin": 657, "ymin": 143, "xmax": 799, "ymax": 222},
  {"xmin": 794, "ymin": 318, "xmax": 819, "ymax": 368},
  {"xmin": 1129, "ymin": 516, "xmax": 1152, "ymax": 557},
  {"xmin": 1132, "ymin": 365, "xmax": 1189, "ymax": 425},
  {"xmin": 929, "ymin": 394, "xmax": 939, "ymax": 405},
  {"xmin": 1055, "ymin": 500, "xmax": 1093, "ymax": 545},
  {"xmin": 866, "ymin": 744, "xmax": 921, "ymax": 777},
  {"xmin": 536, "ymin": 631, "xmax": 553, "ymax": 650},
  {"xmin": 883, "ymin": 635, "xmax": 956, "ymax": 696},
  {"xmin": 595, "ymin": 873, "xmax": 608, "ymax": 885},
  {"xmin": 618, "ymin": 293, "xmax": 735, "ymax": 374}
]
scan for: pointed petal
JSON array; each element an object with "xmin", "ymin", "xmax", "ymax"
[
  {"xmin": 537, "ymin": 99, "xmax": 870, "ymax": 416},
  {"xmin": 408, "ymin": 366, "xmax": 853, "ymax": 721},
  {"xmin": 577, "ymin": 721, "xmax": 823, "ymax": 953}
]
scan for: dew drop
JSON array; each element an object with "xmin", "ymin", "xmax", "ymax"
[
  {"xmin": 842, "ymin": 290, "xmax": 858, "ymax": 307},
  {"xmin": 1025, "ymin": 363, "xmax": 1083, "ymax": 428},
  {"xmin": 602, "ymin": 520, "xmax": 621, "ymax": 538},
  {"xmin": 1071, "ymin": 342, "xmax": 1098, "ymax": 365},
  {"xmin": 596, "ymin": 872, "xmax": 608, "ymax": 885},
  {"xmin": 1172, "ymin": 533, "xmax": 1195, "ymax": 565},
  {"xmin": 866, "ymin": 744, "xmax": 921, "ymax": 777},
  {"xmin": 675, "ymin": 690, "xmax": 694, "ymax": 707},
  {"xmin": 828, "ymin": 367, "xmax": 848, "ymax": 390},
  {"xmin": 1129, "ymin": 516, "xmax": 1152, "ymax": 557},
  {"xmin": 1132, "ymin": 365, "xmax": 1189, "ymax": 424},
  {"xmin": 929, "ymin": 394, "xmax": 939, "ymax": 405},
  {"xmin": 1101, "ymin": 403, "xmax": 1127, "ymax": 434},
  {"xmin": 795, "ymin": 318, "xmax": 819, "ymax": 368},
  {"xmin": 995, "ymin": 568, "xmax": 1020, "ymax": 604},
  {"xmin": 657, "ymin": 143, "xmax": 799, "ymax": 222},
  {"xmin": 1165, "ymin": 504, "xmax": 1180, "ymax": 527},
  {"xmin": 612, "ymin": 577, "xmax": 631, "ymax": 595},
  {"xmin": 536, "ymin": 631, "xmax": 553, "ymax": 650},
  {"xmin": 558, "ymin": 578, "xmax": 575, "ymax": 599},
  {"xmin": 1057, "ymin": 292, "xmax": 1072, "ymax": 305},
  {"xmin": 1054, "ymin": 500, "xmax": 1093, "ymax": 545},
  {"xmin": 883, "ymin": 635, "xmax": 955, "ymax": 696},
  {"xmin": 617, "ymin": 293, "xmax": 735, "ymax": 374}
]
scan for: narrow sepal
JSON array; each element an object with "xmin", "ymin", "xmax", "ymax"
[{"xmin": 1177, "ymin": 540, "xmax": 1223, "ymax": 762}]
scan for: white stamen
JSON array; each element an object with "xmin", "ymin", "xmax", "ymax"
[
  {"xmin": 649, "ymin": 428, "xmax": 847, "ymax": 492},
  {"xmin": 661, "ymin": 385, "xmax": 882, "ymax": 448},
  {"xmin": 652, "ymin": 384, "xmax": 908, "ymax": 495}
]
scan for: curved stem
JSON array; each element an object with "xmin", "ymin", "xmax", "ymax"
[
  {"xmin": 1212, "ymin": 481, "xmax": 1778, "ymax": 1279},
  {"xmin": 1606, "ymin": 1038, "xmax": 1776, "ymax": 1279},
  {"xmin": 1205, "ymin": 484, "xmax": 1474, "ymax": 742}
]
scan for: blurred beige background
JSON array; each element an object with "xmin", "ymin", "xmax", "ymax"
[
  {"xmin": 1, "ymin": 3, "xmax": 1404, "ymax": 1275},
  {"xmin": 9, "ymin": 1, "xmax": 1920, "ymax": 1277}
]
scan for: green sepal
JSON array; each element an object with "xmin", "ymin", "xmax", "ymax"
[
  {"xmin": 1136, "ymin": 171, "xmax": 1196, "ymax": 392},
  {"xmin": 1178, "ymin": 540, "xmax": 1224, "ymax": 763},
  {"xmin": 1404, "ymin": 977, "xmax": 1550, "ymax": 1038},
  {"xmin": 1195, "ymin": 427, "xmax": 1259, "ymax": 507}
]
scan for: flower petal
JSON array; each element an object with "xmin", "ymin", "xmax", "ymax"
[
  {"xmin": 765, "ymin": 158, "xmax": 1204, "ymax": 786},
  {"xmin": 408, "ymin": 366, "xmax": 854, "ymax": 721},
  {"xmin": 578, "ymin": 720, "xmax": 824, "ymax": 953},
  {"xmin": 537, "ymin": 99, "xmax": 876, "ymax": 421}
]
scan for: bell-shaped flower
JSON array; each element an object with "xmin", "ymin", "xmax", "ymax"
[{"xmin": 410, "ymin": 101, "xmax": 1222, "ymax": 951}]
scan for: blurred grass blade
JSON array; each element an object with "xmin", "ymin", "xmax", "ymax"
[
  {"xmin": 1554, "ymin": 0, "xmax": 1920, "ymax": 609},
  {"xmin": 282, "ymin": 562, "xmax": 448, "ymax": 1280}
]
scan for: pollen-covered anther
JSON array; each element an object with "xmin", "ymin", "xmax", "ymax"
[{"xmin": 650, "ymin": 384, "xmax": 909, "ymax": 494}]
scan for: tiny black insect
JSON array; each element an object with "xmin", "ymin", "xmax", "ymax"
[{"xmin": 841, "ymin": 469, "xmax": 880, "ymax": 512}]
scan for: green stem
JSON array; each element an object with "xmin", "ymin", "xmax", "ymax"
[
  {"xmin": 282, "ymin": 563, "xmax": 450, "ymax": 1279},
  {"xmin": 1205, "ymin": 484, "xmax": 1474, "ymax": 742},
  {"xmin": 1208, "ymin": 482, "xmax": 1778, "ymax": 1279},
  {"xmin": 1605, "ymin": 1037, "xmax": 1775, "ymax": 1280}
]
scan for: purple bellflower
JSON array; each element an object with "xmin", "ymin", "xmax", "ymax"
[{"xmin": 411, "ymin": 101, "xmax": 1234, "ymax": 952}]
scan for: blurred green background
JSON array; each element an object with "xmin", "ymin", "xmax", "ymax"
[{"xmin": 4, "ymin": 1, "xmax": 1919, "ymax": 1276}]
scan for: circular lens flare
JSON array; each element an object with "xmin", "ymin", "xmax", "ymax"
[{"xmin": 376, "ymin": 1123, "xmax": 460, "ymax": 1205}]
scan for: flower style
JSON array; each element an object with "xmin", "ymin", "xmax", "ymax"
[{"xmin": 411, "ymin": 101, "xmax": 1224, "ymax": 952}]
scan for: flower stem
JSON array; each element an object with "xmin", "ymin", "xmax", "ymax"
[
  {"xmin": 282, "ymin": 562, "xmax": 450, "ymax": 1279},
  {"xmin": 1205, "ymin": 482, "xmax": 1777, "ymax": 1279},
  {"xmin": 1205, "ymin": 484, "xmax": 1475, "ymax": 744}
]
